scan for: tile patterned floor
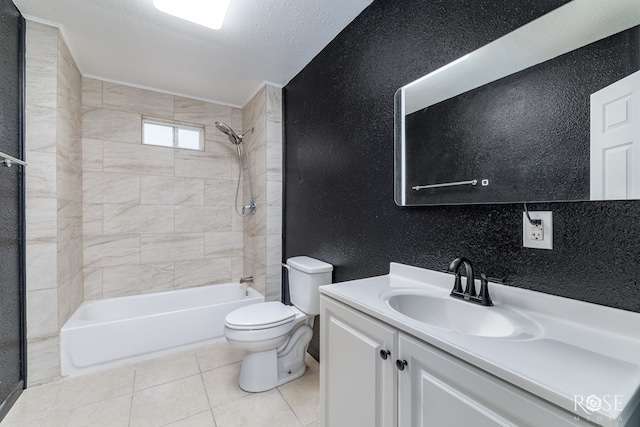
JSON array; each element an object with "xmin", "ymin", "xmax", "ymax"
[{"xmin": 0, "ymin": 342, "xmax": 320, "ymax": 427}]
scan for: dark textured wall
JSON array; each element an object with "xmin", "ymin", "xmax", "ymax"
[
  {"xmin": 283, "ymin": 0, "xmax": 640, "ymax": 358},
  {"xmin": 0, "ymin": 0, "xmax": 25, "ymax": 417}
]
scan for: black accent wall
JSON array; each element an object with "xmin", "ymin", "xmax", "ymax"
[
  {"xmin": 0, "ymin": 0, "xmax": 26, "ymax": 419},
  {"xmin": 283, "ymin": 0, "xmax": 640, "ymax": 358}
]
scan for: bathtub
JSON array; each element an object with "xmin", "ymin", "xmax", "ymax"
[{"xmin": 60, "ymin": 283, "xmax": 263, "ymax": 376}]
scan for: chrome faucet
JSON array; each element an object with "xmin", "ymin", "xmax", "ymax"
[{"xmin": 448, "ymin": 257, "xmax": 493, "ymax": 306}]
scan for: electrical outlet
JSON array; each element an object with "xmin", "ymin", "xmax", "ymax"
[
  {"xmin": 530, "ymin": 223, "xmax": 544, "ymax": 240},
  {"xmin": 523, "ymin": 211, "xmax": 553, "ymax": 249}
]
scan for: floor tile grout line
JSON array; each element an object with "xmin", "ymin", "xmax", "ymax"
[
  {"xmin": 128, "ymin": 367, "xmax": 137, "ymax": 427},
  {"xmin": 199, "ymin": 371, "xmax": 216, "ymax": 417},
  {"xmin": 276, "ymin": 386, "xmax": 304, "ymax": 427},
  {"xmin": 37, "ymin": 381, "xmax": 64, "ymax": 426},
  {"xmin": 132, "ymin": 360, "xmax": 201, "ymax": 391},
  {"xmin": 157, "ymin": 409, "xmax": 213, "ymax": 427}
]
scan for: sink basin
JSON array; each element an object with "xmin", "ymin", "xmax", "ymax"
[{"xmin": 383, "ymin": 292, "xmax": 516, "ymax": 337}]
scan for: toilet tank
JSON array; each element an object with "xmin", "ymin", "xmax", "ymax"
[{"xmin": 287, "ymin": 256, "xmax": 333, "ymax": 315}]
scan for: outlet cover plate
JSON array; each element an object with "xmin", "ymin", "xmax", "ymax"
[{"xmin": 522, "ymin": 211, "xmax": 553, "ymax": 249}]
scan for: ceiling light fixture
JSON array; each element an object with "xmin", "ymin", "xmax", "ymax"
[{"xmin": 153, "ymin": 0, "xmax": 231, "ymax": 30}]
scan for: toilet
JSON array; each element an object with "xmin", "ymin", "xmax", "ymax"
[{"xmin": 224, "ymin": 256, "xmax": 333, "ymax": 392}]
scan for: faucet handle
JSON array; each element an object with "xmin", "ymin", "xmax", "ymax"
[{"xmin": 478, "ymin": 273, "xmax": 493, "ymax": 306}]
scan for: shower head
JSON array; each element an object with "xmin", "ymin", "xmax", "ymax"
[{"xmin": 215, "ymin": 122, "xmax": 242, "ymax": 145}]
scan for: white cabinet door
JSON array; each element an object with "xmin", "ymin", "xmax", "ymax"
[
  {"xmin": 397, "ymin": 333, "xmax": 591, "ymax": 427},
  {"xmin": 320, "ymin": 296, "xmax": 397, "ymax": 427}
]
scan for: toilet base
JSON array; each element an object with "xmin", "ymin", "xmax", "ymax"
[{"xmin": 238, "ymin": 324, "xmax": 313, "ymax": 392}]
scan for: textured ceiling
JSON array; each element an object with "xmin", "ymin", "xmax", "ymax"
[{"xmin": 13, "ymin": 0, "xmax": 373, "ymax": 107}]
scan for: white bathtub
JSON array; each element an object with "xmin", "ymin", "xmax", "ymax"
[{"xmin": 60, "ymin": 283, "xmax": 263, "ymax": 376}]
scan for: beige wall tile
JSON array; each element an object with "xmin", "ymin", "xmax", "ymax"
[
  {"xmin": 232, "ymin": 257, "xmax": 243, "ymax": 282},
  {"xmin": 84, "ymin": 268, "xmax": 103, "ymax": 300},
  {"xmin": 231, "ymin": 108, "xmax": 243, "ymax": 131},
  {"xmin": 82, "ymin": 77, "xmax": 103, "ymax": 108},
  {"xmin": 103, "ymin": 82, "xmax": 174, "ymax": 118},
  {"xmin": 27, "ymin": 336, "xmax": 60, "ymax": 386},
  {"xmin": 57, "ymin": 200, "xmax": 82, "ymax": 243},
  {"xmin": 141, "ymin": 233, "xmax": 204, "ymax": 263},
  {"xmin": 267, "ymin": 205, "xmax": 282, "ymax": 235},
  {"xmin": 57, "ymin": 175, "xmax": 83, "ymax": 205},
  {"xmin": 82, "ymin": 108, "xmax": 142, "ymax": 143},
  {"xmin": 231, "ymin": 207, "xmax": 243, "ymax": 232},
  {"xmin": 83, "ymin": 171, "xmax": 141, "ymax": 204},
  {"xmin": 57, "ymin": 267, "xmax": 83, "ymax": 327},
  {"xmin": 102, "ymin": 140, "xmax": 174, "ymax": 176},
  {"xmin": 204, "ymin": 132, "xmax": 242, "ymax": 159},
  {"xmin": 27, "ymin": 289, "xmax": 58, "ymax": 338},
  {"xmin": 103, "ymin": 204, "xmax": 175, "ymax": 234},
  {"xmin": 141, "ymin": 176, "xmax": 204, "ymax": 205},
  {"xmin": 26, "ymin": 151, "xmax": 57, "ymax": 198},
  {"xmin": 84, "ymin": 235, "xmax": 140, "ymax": 268},
  {"xmin": 26, "ymin": 197, "xmax": 57, "ymax": 244},
  {"xmin": 265, "ymin": 263, "xmax": 282, "ymax": 302},
  {"xmin": 175, "ymin": 149, "xmax": 232, "ymax": 180},
  {"xmin": 83, "ymin": 203, "xmax": 103, "ymax": 236},
  {"xmin": 267, "ymin": 179, "xmax": 282, "ymax": 207},
  {"xmin": 266, "ymin": 84, "xmax": 282, "ymax": 123},
  {"xmin": 25, "ymin": 104, "xmax": 57, "ymax": 153},
  {"xmin": 174, "ymin": 96, "xmax": 233, "ymax": 126},
  {"xmin": 102, "ymin": 263, "xmax": 174, "ymax": 298},
  {"xmin": 26, "ymin": 243, "xmax": 57, "ymax": 291},
  {"xmin": 204, "ymin": 179, "xmax": 236, "ymax": 206},
  {"xmin": 25, "ymin": 25, "xmax": 57, "ymax": 109},
  {"xmin": 266, "ymin": 143, "xmax": 283, "ymax": 181},
  {"xmin": 174, "ymin": 205, "xmax": 232, "ymax": 233},
  {"xmin": 204, "ymin": 231, "xmax": 243, "ymax": 258},
  {"xmin": 57, "ymin": 236, "xmax": 83, "ymax": 289},
  {"xmin": 82, "ymin": 138, "xmax": 103, "ymax": 171},
  {"xmin": 174, "ymin": 258, "xmax": 232, "ymax": 289}
]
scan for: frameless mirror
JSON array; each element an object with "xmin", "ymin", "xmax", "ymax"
[{"xmin": 395, "ymin": 0, "xmax": 640, "ymax": 206}]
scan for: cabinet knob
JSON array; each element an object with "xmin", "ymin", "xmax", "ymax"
[
  {"xmin": 379, "ymin": 349, "xmax": 391, "ymax": 360},
  {"xmin": 396, "ymin": 359, "xmax": 408, "ymax": 370}
]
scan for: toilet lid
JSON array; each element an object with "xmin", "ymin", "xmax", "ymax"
[{"xmin": 225, "ymin": 301, "xmax": 295, "ymax": 330}]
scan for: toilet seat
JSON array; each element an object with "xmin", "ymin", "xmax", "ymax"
[{"xmin": 225, "ymin": 301, "xmax": 295, "ymax": 331}]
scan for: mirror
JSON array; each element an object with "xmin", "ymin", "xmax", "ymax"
[{"xmin": 395, "ymin": 0, "xmax": 640, "ymax": 206}]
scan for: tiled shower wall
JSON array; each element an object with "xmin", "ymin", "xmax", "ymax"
[
  {"xmin": 24, "ymin": 20, "xmax": 282, "ymax": 384},
  {"xmin": 242, "ymin": 85, "xmax": 283, "ymax": 300},
  {"xmin": 81, "ymin": 79, "xmax": 245, "ymax": 299},
  {"xmin": 25, "ymin": 21, "xmax": 83, "ymax": 385}
]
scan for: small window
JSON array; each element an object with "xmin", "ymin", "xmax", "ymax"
[{"xmin": 143, "ymin": 118, "xmax": 204, "ymax": 150}]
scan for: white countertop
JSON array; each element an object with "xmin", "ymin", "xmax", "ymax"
[{"xmin": 319, "ymin": 263, "xmax": 640, "ymax": 426}]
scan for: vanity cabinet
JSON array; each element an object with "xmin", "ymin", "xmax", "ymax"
[
  {"xmin": 397, "ymin": 334, "xmax": 590, "ymax": 427},
  {"xmin": 320, "ymin": 295, "xmax": 397, "ymax": 427},
  {"xmin": 320, "ymin": 295, "xmax": 594, "ymax": 427}
]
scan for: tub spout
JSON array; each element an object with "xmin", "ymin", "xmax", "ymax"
[{"xmin": 239, "ymin": 276, "xmax": 253, "ymax": 284}]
